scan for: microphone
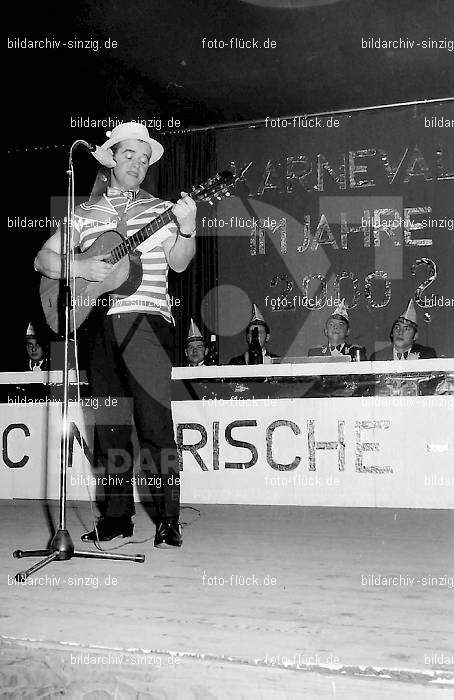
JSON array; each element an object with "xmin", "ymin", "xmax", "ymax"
[
  {"xmin": 88, "ymin": 143, "xmax": 117, "ymax": 168},
  {"xmin": 72, "ymin": 140, "xmax": 116, "ymax": 168}
]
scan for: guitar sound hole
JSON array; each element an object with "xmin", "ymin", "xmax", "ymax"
[{"xmin": 114, "ymin": 252, "xmax": 143, "ymax": 296}]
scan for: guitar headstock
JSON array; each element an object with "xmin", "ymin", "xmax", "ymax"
[{"xmin": 190, "ymin": 162, "xmax": 252, "ymax": 206}]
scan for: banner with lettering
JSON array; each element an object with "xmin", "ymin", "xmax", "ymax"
[
  {"xmin": 2, "ymin": 397, "xmax": 452, "ymax": 508},
  {"xmin": 173, "ymin": 396, "xmax": 453, "ymax": 508},
  {"xmin": 212, "ymin": 101, "xmax": 453, "ymax": 362}
]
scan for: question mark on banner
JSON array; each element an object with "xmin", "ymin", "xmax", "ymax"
[{"xmin": 411, "ymin": 258, "xmax": 437, "ymax": 306}]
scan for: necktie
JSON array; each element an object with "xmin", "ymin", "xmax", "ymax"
[{"xmin": 397, "ymin": 351, "xmax": 409, "ymax": 360}]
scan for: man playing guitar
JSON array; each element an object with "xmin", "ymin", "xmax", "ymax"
[{"xmin": 35, "ymin": 122, "xmax": 197, "ymax": 547}]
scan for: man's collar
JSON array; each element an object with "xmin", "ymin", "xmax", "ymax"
[
  {"xmin": 87, "ymin": 189, "xmax": 154, "ymax": 206},
  {"xmin": 328, "ymin": 342, "xmax": 346, "ymax": 353},
  {"xmin": 29, "ymin": 359, "xmax": 44, "ymax": 370},
  {"xmin": 393, "ymin": 345, "xmax": 412, "ymax": 360},
  {"xmin": 106, "ymin": 187, "xmax": 140, "ymax": 200}
]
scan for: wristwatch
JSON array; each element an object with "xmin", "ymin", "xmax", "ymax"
[{"xmin": 179, "ymin": 229, "xmax": 196, "ymax": 239}]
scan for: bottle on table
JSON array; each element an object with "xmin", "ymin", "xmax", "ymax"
[
  {"xmin": 205, "ymin": 334, "xmax": 219, "ymax": 366},
  {"xmin": 248, "ymin": 327, "xmax": 263, "ymax": 365},
  {"xmin": 351, "ymin": 347, "xmax": 362, "ymax": 362}
]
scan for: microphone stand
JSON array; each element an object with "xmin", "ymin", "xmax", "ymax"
[{"xmin": 13, "ymin": 142, "xmax": 145, "ymax": 580}]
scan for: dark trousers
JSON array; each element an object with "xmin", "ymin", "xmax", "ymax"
[{"xmin": 87, "ymin": 312, "xmax": 179, "ymax": 521}]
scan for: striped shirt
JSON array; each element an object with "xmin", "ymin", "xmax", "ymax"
[{"xmin": 74, "ymin": 189, "xmax": 177, "ymax": 323}]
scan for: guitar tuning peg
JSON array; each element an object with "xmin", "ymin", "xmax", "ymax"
[
  {"xmin": 215, "ymin": 195, "xmax": 222, "ymax": 200},
  {"xmin": 208, "ymin": 198, "xmax": 214, "ymax": 206},
  {"xmin": 225, "ymin": 191, "xmax": 231, "ymax": 196}
]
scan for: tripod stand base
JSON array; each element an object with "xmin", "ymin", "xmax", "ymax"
[{"xmin": 13, "ymin": 529, "xmax": 145, "ymax": 581}]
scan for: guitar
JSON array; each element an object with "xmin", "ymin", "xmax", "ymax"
[{"xmin": 40, "ymin": 169, "xmax": 240, "ymax": 333}]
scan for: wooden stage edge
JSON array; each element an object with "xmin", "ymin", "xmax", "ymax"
[{"xmin": 1, "ymin": 500, "xmax": 453, "ymax": 697}]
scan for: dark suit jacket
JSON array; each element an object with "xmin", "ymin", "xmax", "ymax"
[
  {"xmin": 229, "ymin": 350, "xmax": 278, "ymax": 365},
  {"xmin": 307, "ymin": 344, "xmax": 367, "ymax": 361},
  {"xmin": 370, "ymin": 342, "xmax": 437, "ymax": 361}
]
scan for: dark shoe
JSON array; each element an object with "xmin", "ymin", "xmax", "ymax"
[
  {"xmin": 81, "ymin": 517, "xmax": 134, "ymax": 542},
  {"xmin": 154, "ymin": 518, "xmax": 182, "ymax": 548}
]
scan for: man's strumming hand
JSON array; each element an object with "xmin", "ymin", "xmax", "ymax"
[{"xmin": 74, "ymin": 254, "xmax": 113, "ymax": 281}]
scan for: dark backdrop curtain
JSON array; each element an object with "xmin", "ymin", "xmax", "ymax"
[{"xmin": 148, "ymin": 130, "xmax": 218, "ymax": 365}]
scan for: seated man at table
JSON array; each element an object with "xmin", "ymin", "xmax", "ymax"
[
  {"xmin": 308, "ymin": 300, "xmax": 367, "ymax": 361},
  {"xmin": 184, "ymin": 319, "xmax": 207, "ymax": 367},
  {"xmin": 229, "ymin": 303, "xmax": 278, "ymax": 365},
  {"xmin": 25, "ymin": 322, "xmax": 49, "ymax": 371},
  {"xmin": 370, "ymin": 299, "xmax": 437, "ymax": 361}
]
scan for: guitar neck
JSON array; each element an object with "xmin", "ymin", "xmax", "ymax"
[
  {"xmin": 106, "ymin": 207, "xmax": 174, "ymax": 264},
  {"xmin": 103, "ymin": 168, "xmax": 238, "ymax": 264}
]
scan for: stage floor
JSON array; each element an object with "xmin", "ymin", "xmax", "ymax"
[{"xmin": 1, "ymin": 501, "xmax": 453, "ymax": 697}]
